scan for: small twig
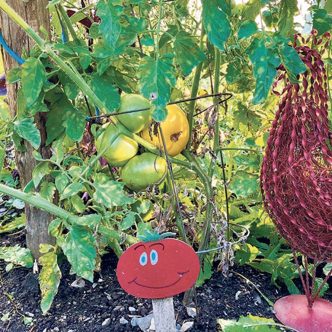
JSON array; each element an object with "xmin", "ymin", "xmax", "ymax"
[{"xmin": 233, "ymin": 271, "xmax": 274, "ymax": 307}]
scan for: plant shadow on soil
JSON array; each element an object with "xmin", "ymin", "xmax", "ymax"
[{"xmin": 0, "ymin": 233, "xmax": 331, "ymax": 332}]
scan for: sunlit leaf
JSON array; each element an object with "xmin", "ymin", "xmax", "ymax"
[
  {"xmin": 247, "ymin": 38, "xmax": 280, "ymax": 104},
  {"xmin": 14, "ymin": 118, "xmax": 41, "ymax": 149},
  {"xmin": 21, "ymin": 58, "xmax": 46, "ymax": 107},
  {"xmin": 139, "ymin": 55, "xmax": 176, "ymax": 121},
  {"xmin": 39, "ymin": 247, "xmax": 61, "ymax": 314},
  {"xmin": 202, "ymin": 0, "xmax": 231, "ymax": 51},
  {"xmin": 174, "ymin": 31, "xmax": 206, "ymax": 76},
  {"xmin": 58, "ymin": 226, "xmax": 96, "ymax": 282}
]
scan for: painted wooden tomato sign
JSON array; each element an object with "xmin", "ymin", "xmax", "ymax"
[{"xmin": 116, "ymin": 239, "xmax": 200, "ymax": 299}]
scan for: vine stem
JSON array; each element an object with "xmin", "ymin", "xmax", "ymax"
[
  {"xmin": 0, "ymin": 183, "xmax": 76, "ymax": 222},
  {"xmin": 182, "ymin": 150, "xmax": 212, "ymax": 253},
  {"xmin": 187, "ymin": 24, "xmax": 204, "ymax": 147}
]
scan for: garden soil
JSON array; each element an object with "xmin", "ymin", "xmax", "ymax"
[{"xmin": 0, "ymin": 232, "xmax": 331, "ymax": 332}]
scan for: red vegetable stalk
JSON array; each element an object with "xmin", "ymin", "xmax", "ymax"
[{"xmin": 261, "ymin": 31, "xmax": 332, "ymax": 306}]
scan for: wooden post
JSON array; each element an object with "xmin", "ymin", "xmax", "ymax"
[
  {"xmin": 152, "ymin": 297, "xmax": 177, "ymax": 332},
  {"xmin": 0, "ymin": 0, "xmax": 54, "ymax": 259}
]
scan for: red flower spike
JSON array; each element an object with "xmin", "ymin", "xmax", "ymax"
[
  {"xmin": 116, "ymin": 239, "xmax": 200, "ymax": 299},
  {"xmin": 261, "ymin": 33, "xmax": 332, "ymax": 263},
  {"xmin": 261, "ymin": 32, "xmax": 332, "ymax": 332}
]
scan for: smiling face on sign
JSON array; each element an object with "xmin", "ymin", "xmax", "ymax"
[{"xmin": 116, "ymin": 239, "xmax": 200, "ymax": 299}]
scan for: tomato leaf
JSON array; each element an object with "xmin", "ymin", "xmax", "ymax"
[
  {"xmin": 202, "ymin": 0, "xmax": 231, "ymax": 51},
  {"xmin": 14, "ymin": 117, "xmax": 41, "ymax": 149},
  {"xmin": 218, "ymin": 315, "xmax": 280, "ymax": 331},
  {"xmin": 61, "ymin": 182, "xmax": 84, "ymax": 200},
  {"xmin": 278, "ymin": 43, "xmax": 306, "ymax": 82},
  {"xmin": 139, "ymin": 55, "xmax": 176, "ymax": 121},
  {"xmin": 229, "ymin": 171, "xmax": 259, "ymax": 198},
  {"xmin": 39, "ymin": 247, "xmax": 61, "ymax": 314},
  {"xmin": 242, "ymin": 0, "xmax": 265, "ymax": 21},
  {"xmin": 58, "ymin": 226, "xmax": 96, "ymax": 282},
  {"xmin": 32, "ymin": 161, "xmax": 51, "ymax": 188},
  {"xmin": 277, "ymin": 0, "xmax": 298, "ymax": 36},
  {"xmin": 238, "ymin": 20, "xmax": 258, "ymax": 39},
  {"xmin": 174, "ymin": 31, "xmax": 206, "ymax": 76},
  {"xmin": 120, "ymin": 212, "xmax": 136, "ymax": 231},
  {"xmin": 0, "ymin": 246, "xmax": 33, "ymax": 268},
  {"xmin": 93, "ymin": 173, "xmax": 135, "ymax": 207},
  {"xmin": 91, "ymin": 74, "xmax": 120, "ymax": 113},
  {"xmin": 21, "ymin": 58, "xmax": 46, "ymax": 107},
  {"xmin": 247, "ymin": 38, "xmax": 280, "ymax": 104},
  {"xmin": 64, "ymin": 109, "xmax": 86, "ymax": 142},
  {"xmin": 313, "ymin": 8, "xmax": 332, "ymax": 35}
]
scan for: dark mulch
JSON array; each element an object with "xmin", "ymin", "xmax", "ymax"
[{"xmin": 0, "ymin": 233, "xmax": 331, "ymax": 332}]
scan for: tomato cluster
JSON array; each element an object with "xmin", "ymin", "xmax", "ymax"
[{"xmin": 95, "ymin": 94, "xmax": 189, "ymax": 191}]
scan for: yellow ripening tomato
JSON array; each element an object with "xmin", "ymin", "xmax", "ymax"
[{"xmin": 141, "ymin": 104, "xmax": 189, "ymax": 157}]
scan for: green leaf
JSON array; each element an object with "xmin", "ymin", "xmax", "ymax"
[
  {"xmin": 74, "ymin": 214, "xmax": 102, "ymax": 228},
  {"xmin": 64, "ymin": 109, "xmax": 86, "ymax": 142},
  {"xmin": 39, "ymin": 248, "xmax": 61, "ymax": 314},
  {"xmin": 323, "ymin": 263, "xmax": 332, "ymax": 276},
  {"xmin": 39, "ymin": 181, "xmax": 56, "ymax": 201},
  {"xmin": 58, "ymin": 226, "xmax": 96, "ymax": 282},
  {"xmin": 229, "ymin": 171, "xmax": 259, "ymax": 198},
  {"xmin": 278, "ymin": 43, "xmax": 306, "ymax": 82},
  {"xmin": 14, "ymin": 117, "xmax": 41, "ymax": 149},
  {"xmin": 218, "ymin": 315, "xmax": 280, "ymax": 331},
  {"xmin": 313, "ymin": 8, "xmax": 332, "ymax": 35},
  {"xmin": 202, "ymin": 0, "xmax": 231, "ymax": 51},
  {"xmin": 55, "ymin": 173, "xmax": 69, "ymax": 193},
  {"xmin": 277, "ymin": 0, "xmax": 298, "ymax": 36},
  {"xmin": 120, "ymin": 212, "xmax": 136, "ymax": 231},
  {"xmin": 313, "ymin": 277, "xmax": 329, "ymax": 297},
  {"xmin": 93, "ymin": 173, "xmax": 134, "ymax": 207},
  {"xmin": 325, "ymin": 1, "xmax": 332, "ymax": 13},
  {"xmin": 0, "ymin": 145, "xmax": 5, "ymax": 171},
  {"xmin": 238, "ymin": 20, "xmax": 258, "ymax": 39},
  {"xmin": 139, "ymin": 55, "xmax": 176, "ymax": 121},
  {"xmin": 247, "ymin": 38, "xmax": 280, "ymax": 104},
  {"xmin": 91, "ymin": 74, "xmax": 120, "ymax": 113},
  {"xmin": 0, "ymin": 215, "xmax": 26, "ymax": 234},
  {"xmin": 21, "ymin": 58, "xmax": 46, "ymax": 107},
  {"xmin": 174, "ymin": 31, "xmax": 206, "ymax": 76},
  {"xmin": 0, "ymin": 246, "xmax": 33, "ymax": 268},
  {"xmin": 235, "ymin": 243, "xmax": 259, "ymax": 265},
  {"xmin": 242, "ymin": 0, "xmax": 265, "ymax": 20},
  {"xmin": 61, "ymin": 182, "xmax": 84, "ymax": 200},
  {"xmin": 32, "ymin": 161, "xmax": 51, "ymax": 188}
]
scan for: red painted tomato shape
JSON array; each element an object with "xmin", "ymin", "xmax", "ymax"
[{"xmin": 116, "ymin": 239, "xmax": 200, "ymax": 299}]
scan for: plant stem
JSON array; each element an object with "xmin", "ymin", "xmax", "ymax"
[
  {"xmin": 187, "ymin": 25, "xmax": 204, "ymax": 147},
  {"xmin": 182, "ymin": 150, "xmax": 213, "ymax": 253},
  {"xmin": 58, "ymin": 4, "xmax": 79, "ymax": 42},
  {"xmin": 0, "ymin": 183, "xmax": 76, "ymax": 222},
  {"xmin": 208, "ymin": 47, "xmax": 221, "ymax": 178}
]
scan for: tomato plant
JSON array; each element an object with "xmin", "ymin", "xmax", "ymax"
[{"xmin": 0, "ymin": 0, "xmax": 330, "ymax": 315}]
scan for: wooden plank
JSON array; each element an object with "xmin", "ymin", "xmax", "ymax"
[{"xmin": 152, "ymin": 297, "xmax": 177, "ymax": 332}]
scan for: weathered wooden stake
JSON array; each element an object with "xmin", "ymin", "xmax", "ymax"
[{"xmin": 152, "ymin": 297, "xmax": 176, "ymax": 332}]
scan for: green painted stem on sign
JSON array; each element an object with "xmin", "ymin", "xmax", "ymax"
[{"xmin": 0, "ymin": 183, "xmax": 77, "ymax": 222}]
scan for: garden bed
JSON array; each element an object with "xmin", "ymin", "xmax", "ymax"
[{"xmin": 2, "ymin": 233, "xmax": 330, "ymax": 332}]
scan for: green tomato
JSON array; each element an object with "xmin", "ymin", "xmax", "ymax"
[
  {"xmin": 95, "ymin": 123, "xmax": 138, "ymax": 166},
  {"xmin": 117, "ymin": 94, "xmax": 152, "ymax": 133},
  {"xmin": 121, "ymin": 152, "xmax": 167, "ymax": 191}
]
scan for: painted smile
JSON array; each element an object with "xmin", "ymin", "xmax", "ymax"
[{"xmin": 128, "ymin": 271, "xmax": 189, "ymax": 289}]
